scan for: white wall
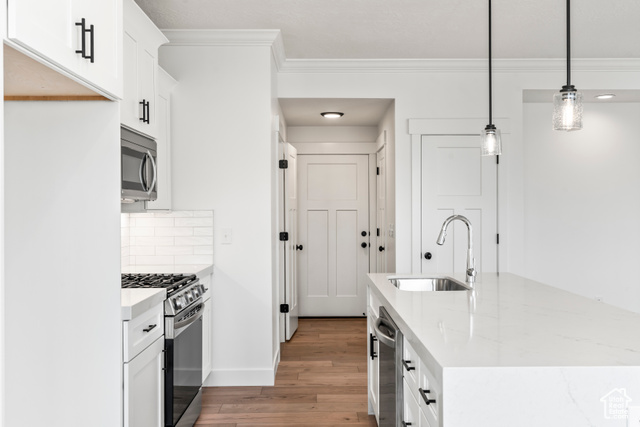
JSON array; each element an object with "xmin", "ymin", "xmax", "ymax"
[
  {"xmin": 4, "ymin": 101, "xmax": 121, "ymax": 427},
  {"xmin": 159, "ymin": 44, "xmax": 278, "ymax": 385},
  {"xmin": 279, "ymin": 63, "xmax": 640, "ymax": 310},
  {"xmin": 523, "ymin": 101, "xmax": 640, "ymax": 313}
]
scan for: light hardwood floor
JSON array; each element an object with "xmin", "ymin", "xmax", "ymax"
[{"xmin": 195, "ymin": 318, "xmax": 377, "ymax": 427}]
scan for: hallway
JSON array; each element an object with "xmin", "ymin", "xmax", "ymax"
[{"xmin": 195, "ymin": 318, "xmax": 376, "ymax": 426}]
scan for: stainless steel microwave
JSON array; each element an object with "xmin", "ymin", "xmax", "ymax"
[{"xmin": 121, "ymin": 127, "xmax": 157, "ymax": 202}]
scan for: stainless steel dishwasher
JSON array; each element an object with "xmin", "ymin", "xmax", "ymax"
[{"xmin": 374, "ymin": 306, "xmax": 403, "ymax": 427}]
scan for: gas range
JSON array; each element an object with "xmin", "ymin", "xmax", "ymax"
[{"xmin": 121, "ymin": 273, "xmax": 206, "ymax": 316}]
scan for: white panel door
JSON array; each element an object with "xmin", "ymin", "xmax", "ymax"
[
  {"xmin": 298, "ymin": 155, "xmax": 370, "ymax": 316},
  {"xmin": 376, "ymin": 146, "xmax": 387, "ymax": 273},
  {"xmin": 284, "ymin": 143, "xmax": 299, "ymax": 339},
  {"xmin": 421, "ymin": 136, "xmax": 497, "ymax": 275}
]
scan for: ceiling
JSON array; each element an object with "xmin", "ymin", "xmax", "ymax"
[
  {"xmin": 280, "ymin": 98, "xmax": 393, "ymax": 126},
  {"xmin": 135, "ymin": 0, "xmax": 640, "ymax": 60}
]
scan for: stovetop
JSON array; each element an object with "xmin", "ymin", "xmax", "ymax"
[{"xmin": 121, "ymin": 273, "xmax": 198, "ymax": 297}]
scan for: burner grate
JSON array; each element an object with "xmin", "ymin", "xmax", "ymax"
[{"xmin": 121, "ymin": 273, "xmax": 197, "ymax": 296}]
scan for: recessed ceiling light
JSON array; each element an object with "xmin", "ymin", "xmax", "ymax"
[
  {"xmin": 594, "ymin": 93, "xmax": 615, "ymax": 100},
  {"xmin": 320, "ymin": 112, "xmax": 344, "ymax": 119}
]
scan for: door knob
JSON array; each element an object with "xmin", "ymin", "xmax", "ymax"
[
  {"xmin": 379, "ymin": 246, "xmax": 385, "ymax": 252},
  {"xmin": 361, "ymin": 242, "xmax": 368, "ymax": 248},
  {"xmin": 361, "ymin": 231, "xmax": 367, "ymax": 237},
  {"xmin": 424, "ymin": 252, "xmax": 432, "ymax": 260},
  {"xmin": 296, "ymin": 245, "xmax": 303, "ymax": 251}
]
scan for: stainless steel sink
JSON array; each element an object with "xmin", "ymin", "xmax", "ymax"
[{"xmin": 388, "ymin": 276, "xmax": 471, "ymax": 292}]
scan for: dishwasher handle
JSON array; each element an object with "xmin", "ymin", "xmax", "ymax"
[{"xmin": 374, "ymin": 316, "xmax": 396, "ymax": 348}]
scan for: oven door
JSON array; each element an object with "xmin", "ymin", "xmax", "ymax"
[
  {"xmin": 165, "ymin": 304, "xmax": 203, "ymax": 427},
  {"xmin": 121, "ymin": 128, "xmax": 157, "ymax": 202}
]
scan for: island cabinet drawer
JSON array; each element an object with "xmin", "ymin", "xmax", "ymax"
[
  {"xmin": 403, "ymin": 378, "xmax": 423, "ymax": 427},
  {"xmin": 418, "ymin": 360, "xmax": 441, "ymax": 427},
  {"xmin": 123, "ymin": 303, "xmax": 164, "ymax": 362},
  {"xmin": 402, "ymin": 338, "xmax": 420, "ymax": 394}
]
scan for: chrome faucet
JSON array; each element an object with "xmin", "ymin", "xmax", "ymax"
[{"xmin": 436, "ymin": 215, "xmax": 476, "ymax": 286}]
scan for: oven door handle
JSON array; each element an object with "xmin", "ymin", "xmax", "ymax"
[
  {"xmin": 374, "ymin": 316, "xmax": 396, "ymax": 348},
  {"xmin": 173, "ymin": 303, "xmax": 204, "ymax": 331}
]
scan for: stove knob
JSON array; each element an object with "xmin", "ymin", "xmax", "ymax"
[
  {"xmin": 192, "ymin": 288, "xmax": 200, "ymax": 298},
  {"xmin": 173, "ymin": 299, "xmax": 182, "ymax": 310}
]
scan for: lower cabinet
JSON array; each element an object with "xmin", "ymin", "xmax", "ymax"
[
  {"xmin": 123, "ymin": 303, "xmax": 164, "ymax": 427},
  {"xmin": 124, "ymin": 337, "xmax": 164, "ymax": 427},
  {"xmin": 401, "ymin": 338, "xmax": 441, "ymax": 427}
]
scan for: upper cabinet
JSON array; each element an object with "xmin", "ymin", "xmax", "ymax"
[
  {"xmin": 121, "ymin": 0, "xmax": 168, "ymax": 139},
  {"xmin": 6, "ymin": 0, "xmax": 123, "ymax": 99}
]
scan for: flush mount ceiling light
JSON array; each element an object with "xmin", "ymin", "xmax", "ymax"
[
  {"xmin": 320, "ymin": 112, "xmax": 344, "ymax": 119},
  {"xmin": 481, "ymin": 0, "xmax": 502, "ymax": 156},
  {"xmin": 553, "ymin": 0, "xmax": 583, "ymax": 131},
  {"xmin": 594, "ymin": 93, "xmax": 615, "ymax": 100}
]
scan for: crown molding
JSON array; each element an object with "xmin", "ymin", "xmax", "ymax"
[
  {"xmin": 160, "ymin": 30, "xmax": 640, "ymax": 74},
  {"xmin": 277, "ymin": 58, "xmax": 640, "ymax": 74}
]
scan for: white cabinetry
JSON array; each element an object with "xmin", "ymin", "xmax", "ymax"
[
  {"xmin": 367, "ymin": 289, "xmax": 381, "ymax": 421},
  {"xmin": 200, "ymin": 274, "xmax": 213, "ymax": 383},
  {"xmin": 401, "ymin": 338, "xmax": 441, "ymax": 427},
  {"xmin": 122, "ymin": 0, "xmax": 168, "ymax": 138},
  {"xmin": 7, "ymin": 0, "xmax": 122, "ymax": 98},
  {"xmin": 123, "ymin": 303, "xmax": 164, "ymax": 427},
  {"xmin": 145, "ymin": 67, "xmax": 176, "ymax": 210}
]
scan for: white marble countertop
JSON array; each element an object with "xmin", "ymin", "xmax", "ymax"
[
  {"xmin": 368, "ymin": 272, "xmax": 640, "ymax": 370},
  {"xmin": 121, "ymin": 288, "xmax": 166, "ymax": 320},
  {"xmin": 122, "ymin": 264, "xmax": 214, "ymax": 278}
]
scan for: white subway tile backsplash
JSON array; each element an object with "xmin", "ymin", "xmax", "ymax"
[
  {"xmin": 156, "ymin": 246, "xmax": 193, "ymax": 256},
  {"xmin": 175, "ymin": 255, "xmax": 213, "ymax": 265},
  {"xmin": 121, "ymin": 210, "xmax": 213, "ymax": 270},
  {"xmin": 174, "ymin": 217, "xmax": 213, "ymax": 227},
  {"xmin": 193, "ymin": 228, "xmax": 214, "ymax": 236},
  {"xmin": 174, "ymin": 236, "xmax": 212, "ymax": 246},
  {"xmin": 155, "ymin": 227, "xmax": 194, "ymax": 237}
]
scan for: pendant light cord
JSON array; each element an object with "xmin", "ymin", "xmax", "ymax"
[
  {"xmin": 488, "ymin": 0, "xmax": 493, "ymax": 125},
  {"xmin": 566, "ymin": 0, "xmax": 571, "ymax": 87}
]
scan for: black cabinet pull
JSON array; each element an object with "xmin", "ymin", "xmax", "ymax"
[
  {"xmin": 369, "ymin": 333, "xmax": 378, "ymax": 360},
  {"xmin": 418, "ymin": 388, "xmax": 436, "ymax": 405},
  {"xmin": 146, "ymin": 101, "xmax": 150, "ymax": 123},
  {"xmin": 402, "ymin": 360, "xmax": 415, "ymax": 371},
  {"xmin": 142, "ymin": 324, "xmax": 157, "ymax": 333},
  {"xmin": 296, "ymin": 245, "xmax": 303, "ymax": 251},
  {"xmin": 75, "ymin": 18, "xmax": 94, "ymax": 63},
  {"xmin": 139, "ymin": 100, "xmax": 150, "ymax": 124}
]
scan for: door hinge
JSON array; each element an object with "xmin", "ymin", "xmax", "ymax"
[
  {"xmin": 377, "ymin": 228, "xmax": 380, "ymax": 237},
  {"xmin": 496, "ymin": 155, "xmax": 500, "ymax": 165},
  {"xmin": 279, "ymin": 232, "xmax": 289, "ymax": 241},
  {"xmin": 376, "ymin": 166, "xmax": 380, "ymax": 175},
  {"xmin": 280, "ymin": 304, "xmax": 289, "ymax": 313},
  {"xmin": 279, "ymin": 159, "xmax": 288, "ymax": 169},
  {"xmin": 496, "ymin": 233, "xmax": 500, "ymax": 244}
]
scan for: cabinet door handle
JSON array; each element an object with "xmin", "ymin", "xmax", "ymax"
[
  {"xmin": 145, "ymin": 101, "xmax": 151, "ymax": 124},
  {"xmin": 75, "ymin": 19, "xmax": 94, "ymax": 63},
  {"xmin": 402, "ymin": 359, "xmax": 415, "ymax": 371},
  {"xmin": 143, "ymin": 324, "xmax": 157, "ymax": 333},
  {"xmin": 418, "ymin": 388, "xmax": 436, "ymax": 405},
  {"xmin": 75, "ymin": 19, "xmax": 87, "ymax": 58},
  {"xmin": 139, "ymin": 100, "xmax": 150, "ymax": 123},
  {"xmin": 369, "ymin": 333, "xmax": 378, "ymax": 360}
]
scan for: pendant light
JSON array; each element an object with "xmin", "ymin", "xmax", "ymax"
[
  {"xmin": 553, "ymin": 0, "xmax": 583, "ymax": 131},
  {"xmin": 481, "ymin": 0, "xmax": 502, "ymax": 156}
]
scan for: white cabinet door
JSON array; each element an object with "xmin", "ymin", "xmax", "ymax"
[
  {"xmin": 368, "ymin": 308, "xmax": 379, "ymax": 420},
  {"xmin": 121, "ymin": 0, "xmax": 168, "ymax": 138},
  {"xmin": 124, "ymin": 336, "xmax": 164, "ymax": 427},
  {"xmin": 7, "ymin": 0, "xmax": 122, "ymax": 98},
  {"xmin": 146, "ymin": 68, "xmax": 176, "ymax": 210}
]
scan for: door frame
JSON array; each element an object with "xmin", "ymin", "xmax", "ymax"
[{"xmin": 408, "ymin": 118, "xmax": 510, "ymax": 274}]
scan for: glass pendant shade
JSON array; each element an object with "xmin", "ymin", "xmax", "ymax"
[
  {"xmin": 553, "ymin": 88, "xmax": 583, "ymax": 131},
  {"xmin": 481, "ymin": 124, "xmax": 502, "ymax": 156}
]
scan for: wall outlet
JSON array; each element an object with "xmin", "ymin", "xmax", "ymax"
[
  {"xmin": 595, "ymin": 295, "xmax": 604, "ymax": 302},
  {"xmin": 221, "ymin": 228, "xmax": 232, "ymax": 244}
]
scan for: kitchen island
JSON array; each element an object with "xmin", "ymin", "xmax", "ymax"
[{"xmin": 367, "ymin": 272, "xmax": 640, "ymax": 426}]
